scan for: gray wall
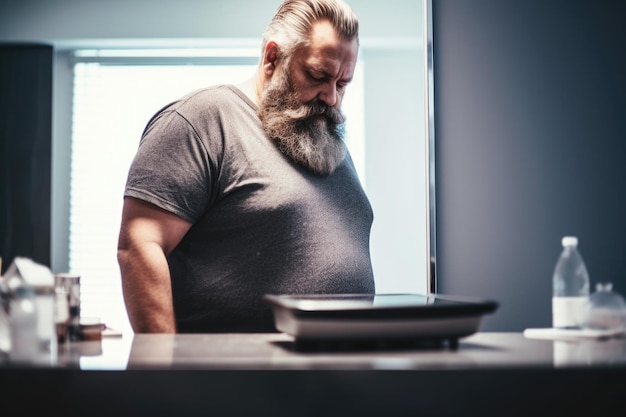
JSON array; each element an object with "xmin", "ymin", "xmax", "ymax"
[{"xmin": 432, "ymin": 0, "xmax": 626, "ymax": 330}]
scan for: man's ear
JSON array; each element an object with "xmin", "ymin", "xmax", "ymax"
[{"xmin": 262, "ymin": 41, "xmax": 280, "ymax": 77}]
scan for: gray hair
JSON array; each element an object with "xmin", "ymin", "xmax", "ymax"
[{"xmin": 262, "ymin": 0, "xmax": 359, "ymax": 58}]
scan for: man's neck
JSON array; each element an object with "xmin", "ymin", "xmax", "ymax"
[{"xmin": 237, "ymin": 72, "xmax": 264, "ymax": 107}]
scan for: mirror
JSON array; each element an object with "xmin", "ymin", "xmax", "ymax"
[{"xmin": 0, "ymin": 0, "xmax": 434, "ymax": 333}]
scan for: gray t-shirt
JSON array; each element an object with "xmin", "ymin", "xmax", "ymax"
[{"xmin": 125, "ymin": 85, "xmax": 374, "ymax": 332}]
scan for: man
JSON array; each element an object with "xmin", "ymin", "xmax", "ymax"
[{"xmin": 117, "ymin": 0, "xmax": 374, "ymax": 333}]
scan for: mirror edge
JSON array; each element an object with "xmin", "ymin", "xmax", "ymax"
[{"xmin": 423, "ymin": 0, "xmax": 437, "ymax": 294}]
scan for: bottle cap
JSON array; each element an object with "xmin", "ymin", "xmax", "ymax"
[{"xmin": 562, "ymin": 236, "xmax": 578, "ymax": 247}]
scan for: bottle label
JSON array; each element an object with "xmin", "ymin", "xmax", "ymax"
[{"xmin": 552, "ymin": 296, "xmax": 588, "ymax": 328}]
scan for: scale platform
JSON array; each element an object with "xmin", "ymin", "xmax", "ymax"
[{"xmin": 263, "ymin": 293, "xmax": 499, "ymax": 351}]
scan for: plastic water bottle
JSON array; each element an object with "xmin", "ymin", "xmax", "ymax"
[{"xmin": 552, "ymin": 236, "xmax": 590, "ymax": 328}]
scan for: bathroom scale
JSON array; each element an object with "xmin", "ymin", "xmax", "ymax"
[{"xmin": 263, "ymin": 293, "xmax": 498, "ymax": 350}]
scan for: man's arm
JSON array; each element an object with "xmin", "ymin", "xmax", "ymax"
[{"xmin": 117, "ymin": 196, "xmax": 192, "ymax": 333}]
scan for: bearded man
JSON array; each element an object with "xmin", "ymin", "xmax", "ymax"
[{"xmin": 117, "ymin": 0, "xmax": 374, "ymax": 333}]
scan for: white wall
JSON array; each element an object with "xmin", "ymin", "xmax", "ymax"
[{"xmin": 0, "ymin": 0, "xmax": 429, "ymax": 294}]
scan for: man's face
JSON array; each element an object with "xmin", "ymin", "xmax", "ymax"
[
  {"xmin": 259, "ymin": 20, "xmax": 359, "ymax": 175},
  {"xmin": 287, "ymin": 20, "xmax": 359, "ymax": 110}
]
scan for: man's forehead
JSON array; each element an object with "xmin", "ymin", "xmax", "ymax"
[{"xmin": 294, "ymin": 21, "xmax": 358, "ymax": 74}]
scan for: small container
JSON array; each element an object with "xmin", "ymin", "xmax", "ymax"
[
  {"xmin": 54, "ymin": 286, "xmax": 69, "ymax": 344},
  {"xmin": 583, "ymin": 283, "xmax": 626, "ymax": 331},
  {"xmin": 54, "ymin": 273, "xmax": 81, "ymax": 341},
  {"xmin": 80, "ymin": 317, "xmax": 103, "ymax": 341},
  {"xmin": 9, "ymin": 285, "xmax": 38, "ymax": 362},
  {"xmin": 32, "ymin": 283, "xmax": 56, "ymax": 355}
]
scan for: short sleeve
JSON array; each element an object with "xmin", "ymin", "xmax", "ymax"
[{"xmin": 124, "ymin": 108, "xmax": 216, "ymax": 223}]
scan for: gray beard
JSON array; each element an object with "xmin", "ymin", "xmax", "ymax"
[{"xmin": 258, "ymin": 69, "xmax": 347, "ymax": 176}]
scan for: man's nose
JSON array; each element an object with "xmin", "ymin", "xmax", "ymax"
[{"xmin": 317, "ymin": 83, "xmax": 337, "ymax": 107}]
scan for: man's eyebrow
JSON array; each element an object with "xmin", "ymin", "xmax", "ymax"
[
  {"xmin": 307, "ymin": 65, "xmax": 352, "ymax": 83},
  {"xmin": 307, "ymin": 65, "xmax": 332, "ymax": 77}
]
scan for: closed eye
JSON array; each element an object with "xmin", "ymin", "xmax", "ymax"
[{"xmin": 306, "ymin": 71, "xmax": 326, "ymax": 83}]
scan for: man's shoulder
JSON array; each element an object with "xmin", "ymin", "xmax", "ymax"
[
  {"xmin": 145, "ymin": 85, "xmax": 253, "ymax": 128},
  {"xmin": 177, "ymin": 84, "xmax": 251, "ymax": 112}
]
